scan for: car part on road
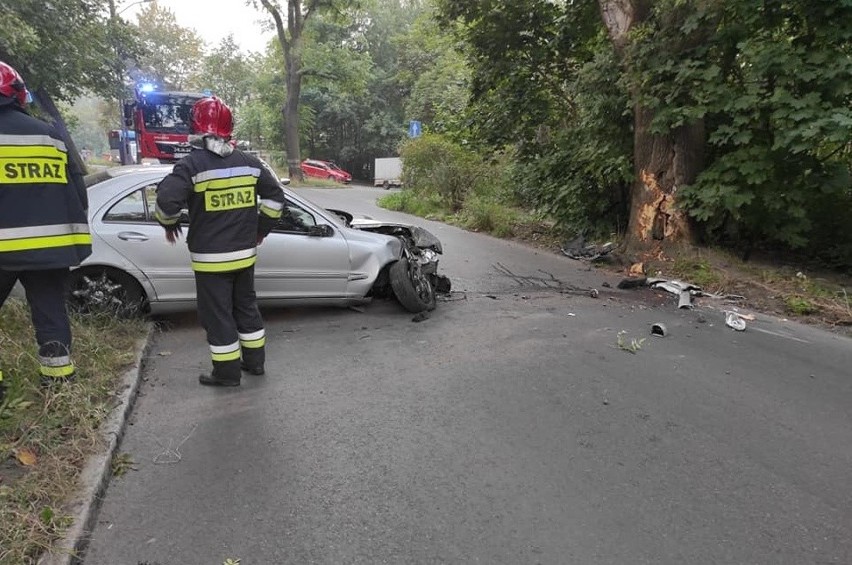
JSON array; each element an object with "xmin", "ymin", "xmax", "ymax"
[
  {"xmin": 649, "ymin": 279, "xmax": 702, "ymax": 309},
  {"xmin": 67, "ymin": 267, "xmax": 146, "ymax": 318},
  {"xmin": 617, "ymin": 276, "xmax": 648, "ymax": 289},
  {"xmin": 725, "ymin": 311, "xmax": 747, "ymax": 331},
  {"xmin": 561, "ymin": 234, "xmax": 615, "ymax": 262}
]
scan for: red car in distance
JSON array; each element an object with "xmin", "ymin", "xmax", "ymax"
[{"xmin": 301, "ymin": 159, "xmax": 352, "ymax": 183}]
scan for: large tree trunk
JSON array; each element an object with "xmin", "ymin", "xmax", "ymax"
[
  {"xmin": 599, "ymin": 0, "xmax": 702, "ymax": 254},
  {"xmin": 260, "ymin": 0, "xmax": 306, "ymax": 181},
  {"xmin": 627, "ymin": 107, "xmax": 702, "ymax": 253},
  {"xmin": 283, "ymin": 49, "xmax": 303, "ymax": 181}
]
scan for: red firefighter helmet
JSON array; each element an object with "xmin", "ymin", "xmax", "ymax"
[
  {"xmin": 0, "ymin": 61, "xmax": 29, "ymax": 107},
  {"xmin": 191, "ymin": 96, "xmax": 233, "ymax": 139}
]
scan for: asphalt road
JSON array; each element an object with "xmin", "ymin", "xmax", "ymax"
[{"xmin": 84, "ymin": 185, "xmax": 852, "ymax": 565}]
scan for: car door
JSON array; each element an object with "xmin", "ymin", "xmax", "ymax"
[
  {"xmin": 255, "ymin": 198, "xmax": 351, "ymax": 299},
  {"xmin": 97, "ymin": 182, "xmax": 194, "ymax": 302},
  {"xmin": 305, "ymin": 161, "xmax": 325, "ymax": 179}
]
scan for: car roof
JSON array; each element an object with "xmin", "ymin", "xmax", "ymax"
[
  {"xmin": 84, "ymin": 165, "xmax": 173, "ymax": 188},
  {"xmin": 83, "ymin": 164, "xmax": 303, "ymax": 212}
]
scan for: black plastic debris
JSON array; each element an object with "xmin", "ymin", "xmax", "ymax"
[
  {"xmin": 561, "ymin": 235, "xmax": 616, "ymax": 262},
  {"xmin": 617, "ymin": 276, "xmax": 648, "ymax": 289}
]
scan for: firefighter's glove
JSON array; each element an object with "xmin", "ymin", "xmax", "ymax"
[
  {"xmin": 164, "ymin": 223, "xmax": 183, "ymax": 244},
  {"xmin": 256, "ymin": 233, "xmax": 266, "ymax": 246}
]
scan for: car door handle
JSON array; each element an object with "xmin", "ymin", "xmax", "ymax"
[{"xmin": 118, "ymin": 231, "xmax": 149, "ymax": 242}]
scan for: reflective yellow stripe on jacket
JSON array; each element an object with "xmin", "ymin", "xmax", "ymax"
[
  {"xmin": 0, "ymin": 223, "xmax": 91, "ymax": 253},
  {"xmin": 190, "ymin": 247, "xmax": 257, "ymax": 273},
  {"xmin": 0, "ymin": 134, "xmax": 68, "ymax": 185}
]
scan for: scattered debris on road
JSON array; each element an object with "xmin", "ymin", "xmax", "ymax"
[
  {"xmin": 725, "ymin": 311, "xmax": 747, "ymax": 331},
  {"xmin": 615, "ymin": 330, "xmax": 645, "ymax": 354},
  {"xmin": 560, "ymin": 235, "xmax": 616, "ymax": 262},
  {"xmin": 650, "ymin": 323, "xmax": 668, "ymax": 337},
  {"xmin": 617, "ymin": 276, "xmax": 648, "ymax": 289},
  {"xmin": 647, "ymin": 279, "xmax": 702, "ymax": 309}
]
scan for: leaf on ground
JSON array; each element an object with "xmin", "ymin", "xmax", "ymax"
[{"xmin": 16, "ymin": 448, "xmax": 37, "ymax": 466}]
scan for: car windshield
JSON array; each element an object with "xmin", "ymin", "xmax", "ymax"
[
  {"xmin": 139, "ymin": 95, "xmax": 201, "ymax": 134},
  {"xmin": 141, "ymin": 103, "xmax": 193, "ymax": 133}
]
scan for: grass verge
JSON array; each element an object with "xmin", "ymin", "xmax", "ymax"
[
  {"xmin": 0, "ymin": 300, "xmax": 148, "ymax": 565},
  {"xmin": 378, "ymin": 190, "xmax": 556, "ymax": 242}
]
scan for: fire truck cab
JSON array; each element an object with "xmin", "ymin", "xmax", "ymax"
[{"xmin": 123, "ymin": 85, "xmax": 206, "ymax": 163}]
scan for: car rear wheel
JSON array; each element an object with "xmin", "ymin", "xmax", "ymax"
[
  {"xmin": 67, "ymin": 267, "xmax": 146, "ymax": 318},
  {"xmin": 382, "ymin": 180, "xmax": 390, "ymax": 190},
  {"xmin": 389, "ymin": 255, "xmax": 436, "ymax": 313}
]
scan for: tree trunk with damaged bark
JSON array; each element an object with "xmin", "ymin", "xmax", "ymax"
[
  {"xmin": 599, "ymin": 0, "xmax": 703, "ymax": 255},
  {"xmin": 628, "ymin": 107, "xmax": 703, "ymax": 253}
]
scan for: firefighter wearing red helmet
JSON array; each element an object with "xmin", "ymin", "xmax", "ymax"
[
  {"xmin": 155, "ymin": 96, "xmax": 285, "ymax": 386},
  {"xmin": 0, "ymin": 61, "xmax": 92, "ymax": 401}
]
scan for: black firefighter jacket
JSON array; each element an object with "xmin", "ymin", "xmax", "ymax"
[
  {"xmin": 155, "ymin": 146, "xmax": 285, "ymax": 273},
  {"xmin": 0, "ymin": 104, "xmax": 91, "ymax": 271}
]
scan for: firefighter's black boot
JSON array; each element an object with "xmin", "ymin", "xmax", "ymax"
[
  {"xmin": 240, "ymin": 363, "xmax": 265, "ymax": 376},
  {"xmin": 240, "ymin": 344, "xmax": 265, "ymax": 375},
  {"xmin": 199, "ymin": 360, "xmax": 241, "ymax": 387}
]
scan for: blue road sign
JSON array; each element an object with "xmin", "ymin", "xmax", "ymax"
[{"xmin": 409, "ymin": 120, "xmax": 422, "ymax": 138}]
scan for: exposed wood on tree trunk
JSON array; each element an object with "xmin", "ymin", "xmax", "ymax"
[{"xmin": 629, "ymin": 107, "xmax": 702, "ymax": 249}]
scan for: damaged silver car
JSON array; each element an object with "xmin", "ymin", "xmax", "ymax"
[{"xmin": 67, "ymin": 166, "xmax": 449, "ymax": 316}]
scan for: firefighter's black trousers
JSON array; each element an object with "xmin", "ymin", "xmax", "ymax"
[
  {"xmin": 0, "ymin": 268, "xmax": 76, "ymax": 380},
  {"xmin": 194, "ymin": 266, "xmax": 265, "ymax": 380}
]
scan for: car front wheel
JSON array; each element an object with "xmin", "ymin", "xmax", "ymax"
[
  {"xmin": 389, "ymin": 255, "xmax": 436, "ymax": 313},
  {"xmin": 66, "ymin": 267, "xmax": 146, "ymax": 318}
]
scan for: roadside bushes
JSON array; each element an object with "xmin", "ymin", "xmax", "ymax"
[
  {"xmin": 394, "ymin": 134, "xmax": 525, "ymax": 236},
  {"xmin": 400, "ymin": 133, "xmax": 499, "ymax": 210}
]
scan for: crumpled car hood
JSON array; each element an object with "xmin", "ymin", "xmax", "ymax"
[{"xmin": 350, "ymin": 218, "xmax": 443, "ymax": 254}]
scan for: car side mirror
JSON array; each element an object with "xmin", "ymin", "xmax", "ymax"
[
  {"xmin": 307, "ymin": 224, "xmax": 333, "ymax": 237},
  {"xmin": 279, "ymin": 177, "xmax": 290, "ymax": 186}
]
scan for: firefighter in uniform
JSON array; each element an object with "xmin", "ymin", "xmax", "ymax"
[
  {"xmin": 0, "ymin": 61, "xmax": 91, "ymax": 401},
  {"xmin": 155, "ymin": 96, "xmax": 285, "ymax": 387}
]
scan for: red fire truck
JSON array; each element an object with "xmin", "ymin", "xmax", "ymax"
[{"xmin": 123, "ymin": 85, "xmax": 207, "ymax": 163}]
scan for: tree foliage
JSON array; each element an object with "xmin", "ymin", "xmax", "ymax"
[
  {"xmin": 191, "ymin": 35, "xmax": 258, "ymax": 108},
  {"xmin": 633, "ymin": 0, "xmax": 852, "ymax": 256},
  {"xmin": 436, "ymin": 0, "xmax": 629, "ymax": 237},
  {"xmin": 132, "ymin": 1, "xmax": 204, "ymax": 89},
  {"xmin": 0, "ymin": 0, "xmax": 120, "ymax": 101},
  {"xmin": 439, "ymin": 0, "xmax": 852, "ymax": 264}
]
